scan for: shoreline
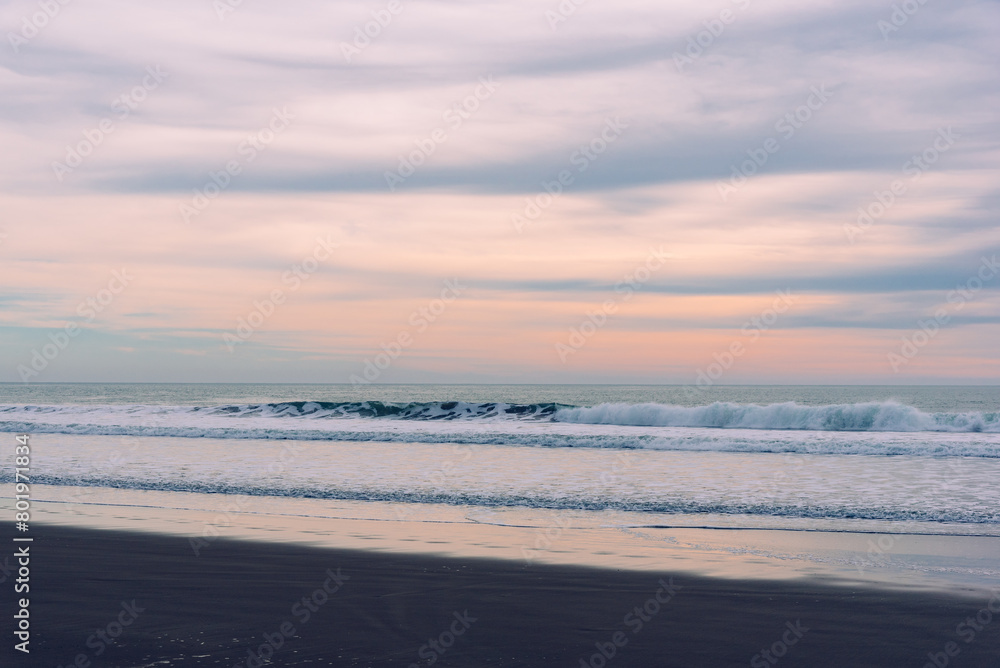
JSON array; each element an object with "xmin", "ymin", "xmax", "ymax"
[
  {"xmin": 15, "ymin": 486, "xmax": 1000, "ymax": 595},
  {"xmin": 3, "ymin": 523, "xmax": 999, "ymax": 666}
]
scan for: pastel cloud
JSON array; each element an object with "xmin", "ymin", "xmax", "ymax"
[{"xmin": 0, "ymin": 0, "xmax": 997, "ymax": 383}]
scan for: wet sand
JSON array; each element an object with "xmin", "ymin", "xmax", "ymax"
[{"xmin": 2, "ymin": 523, "xmax": 998, "ymax": 667}]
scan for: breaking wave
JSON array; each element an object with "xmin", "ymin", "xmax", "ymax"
[
  {"xmin": 1, "ymin": 399, "xmax": 997, "ymax": 432},
  {"xmin": 554, "ymin": 400, "xmax": 1000, "ymax": 432}
]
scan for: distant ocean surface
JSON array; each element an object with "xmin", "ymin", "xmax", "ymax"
[{"xmin": 3, "ymin": 384, "xmax": 1000, "ymax": 536}]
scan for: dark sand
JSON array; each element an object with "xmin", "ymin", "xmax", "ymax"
[{"xmin": 2, "ymin": 524, "xmax": 998, "ymax": 667}]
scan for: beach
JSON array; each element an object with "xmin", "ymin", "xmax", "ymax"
[
  {"xmin": 3, "ymin": 519, "xmax": 999, "ymax": 667},
  {"xmin": 5, "ymin": 0, "xmax": 999, "ymax": 660},
  {"xmin": 3, "ymin": 385, "xmax": 1000, "ymax": 665}
]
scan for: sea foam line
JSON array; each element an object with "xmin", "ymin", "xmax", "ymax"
[
  {"xmin": 1, "ymin": 421, "xmax": 999, "ymax": 457},
  {"xmin": 5, "ymin": 473, "xmax": 997, "ymax": 525}
]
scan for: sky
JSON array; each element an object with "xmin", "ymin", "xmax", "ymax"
[{"xmin": 0, "ymin": 0, "xmax": 998, "ymax": 384}]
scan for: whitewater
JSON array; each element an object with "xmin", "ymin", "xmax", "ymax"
[
  {"xmin": 3, "ymin": 384, "xmax": 999, "ymax": 537},
  {"xmin": 2, "ymin": 399, "xmax": 999, "ymax": 458},
  {"xmin": 4, "ymin": 397, "xmax": 998, "ymax": 432}
]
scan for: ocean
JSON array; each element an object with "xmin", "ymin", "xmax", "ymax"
[{"xmin": 2, "ymin": 384, "xmax": 999, "ymax": 542}]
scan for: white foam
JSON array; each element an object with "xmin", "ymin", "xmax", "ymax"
[{"xmin": 553, "ymin": 401, "xmax": 1000, "ymax": 432}]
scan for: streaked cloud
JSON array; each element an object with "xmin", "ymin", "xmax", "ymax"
[{"xmin": 1, "ymin": 0, "xmax": 997, "ymax": 383}]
